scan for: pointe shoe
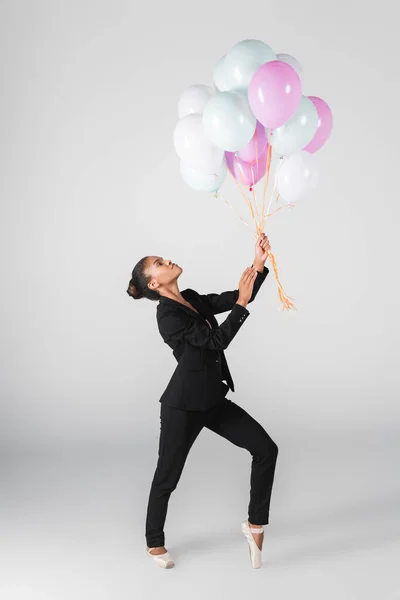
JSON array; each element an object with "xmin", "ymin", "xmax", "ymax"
[
  {"xmin": 241, "ymin": 520, "xmax": 264, "ymax": 569},
  {"xmin": 146, "ymin": 547, "xmax": 175, "ymax": 569}
]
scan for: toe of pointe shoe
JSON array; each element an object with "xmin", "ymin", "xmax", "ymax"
[
  {"xmin": 241, "ymin": 521, "xmax": 263, "ymax": 569},
  {"xmin": 146, "ymin": 548, "xmax": 175, "ymax": 569}
]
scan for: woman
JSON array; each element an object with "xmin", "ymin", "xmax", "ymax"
[{"xmin": 126, "ymin": 233, "xmax": 279, "ymax": 569}]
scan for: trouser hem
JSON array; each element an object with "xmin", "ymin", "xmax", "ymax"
[
  {"xmin": 248, "ymin": 515, "xmax": 269, "ymax": 526},
  {"xmin": 146, "ymin": 538, "xmax": 165, "ymax": 548}
]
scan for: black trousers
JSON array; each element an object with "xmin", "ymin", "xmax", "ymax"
[{"xmin": 145, "ymin": 392, "xmax": 279, "ymax": 548}]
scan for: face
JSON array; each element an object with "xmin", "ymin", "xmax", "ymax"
[{"xmin": 146, "ymin": 255, "xmax": 183, "ymax": 294}]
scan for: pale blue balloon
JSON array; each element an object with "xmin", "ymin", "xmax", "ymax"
[
  {"xmin": 173, "ymin": 113, "xmax": 224, "ymax": 173},
  {"xmin": 202, "ymin": 91, "xmax": 256, "ymax": 152},
  {"xmin": 276, "ymin": 53, "xmax": 303, "ymax": 79},
  {"xmin": 223, "ymin": 38, "xmax": 276, "ymax": 93},
  {"xmin": 271, "ymin": 96, "xmax": 319, "ymax": 156},
  {"xmin": 180, "ymin": 158, "xmax": 227, "ymax": 193},
  {"xmin": 178, "ymin": 84, "xmax": 216, "ymax": 119},
  {"xmin": 213, "ymin": 54, "xmax": 230, "ymax": 92}
]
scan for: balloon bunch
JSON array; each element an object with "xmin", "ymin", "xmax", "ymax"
[{"xmin": 173, "ymin": 38, "xmax": 333, "ymax": 312}]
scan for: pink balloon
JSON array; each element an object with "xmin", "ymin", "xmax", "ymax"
[
  {"xmin": 303, "ymin": 96, "xmax": 333, "ymax": 153},
  {"xmin": 237, "ymin": 121, "xmax": 268, "ymax": 164},
  {"xmin": 248, "ymin": 60, "xmax": 302, "ymax": 129},
  {"xmin": 225, "ymin": 145, "xmax": 268, "ymax": 188}
]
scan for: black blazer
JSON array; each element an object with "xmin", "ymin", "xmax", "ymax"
[{"xmin": 156, "ymin": 265, "xmax": 269, "ymax": 411}]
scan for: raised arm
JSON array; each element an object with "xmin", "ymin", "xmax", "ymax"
[
  {"xmin": 198, "ymin": 264, "xmax": 269, "ymax": 315},
  {"xmin": 157, "ymin": 302, "xmax": 250, "ymax": 352}
]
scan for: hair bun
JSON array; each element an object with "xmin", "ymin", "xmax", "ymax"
[{"xmin": 127, "ymin": 281, "xmax": 140, "ymax": 299}]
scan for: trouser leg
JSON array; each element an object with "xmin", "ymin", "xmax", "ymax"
[
  {"xmin": 204, "ymin": 398, "xmax": 279, "ymax": 525},
  {"xmin": 145, "ymin": 403, "xmax": 204, "ymax": 547}
]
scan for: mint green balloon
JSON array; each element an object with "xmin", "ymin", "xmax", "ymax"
[
  {"xmin": 271, "ymin": 96, "xmax": 319, "ymax": 156},
  {"xmin": 223, "ymin": 39, "xmax": 276, "ymax": 93},
  {"xmin": 213, "ymin": 54, "xmax": 230, "ymax": 92},
  {"xmin": 180, "ymin": 158, "xmax": 227, "ymax": 193},
  {"xmin": 202, "ymin": 91, "xmax": 256, "ymax": 152}
]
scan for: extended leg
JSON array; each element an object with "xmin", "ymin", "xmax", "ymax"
[{"xmin": 145, "ymin": 404, "xmax": 204, "ymax": 548}]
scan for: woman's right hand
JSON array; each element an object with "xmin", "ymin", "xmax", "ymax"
[{"xmin": 237, "ymin": 267, "xmax": 258, "ymax": 306}]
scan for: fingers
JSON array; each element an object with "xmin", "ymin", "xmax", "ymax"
[
  {"xmin": 241, "ymin": 267, "xmax": 257, "ymax": 281},
  {"xmin": 258, "ymin": 233, "xmax": 270, "ymax": 248},
  {"xmin": 243, "ymin": 267, "xmax": 258, "ymax": 281},
  {"xmin": 239, "ymin": 268, "xmax": 257, "ymax": 301},
  {"xmin": 259, "ymin": 234, "xmax": 270, "ymax": 252}
]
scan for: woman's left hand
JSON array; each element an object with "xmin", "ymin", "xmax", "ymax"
[{"xmin": 255, "ymin": 232, "xmax": 271, "ymax": 263}]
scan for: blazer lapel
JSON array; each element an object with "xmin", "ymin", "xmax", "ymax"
[{"xmin": 158, "ymin": 290, "xmax": 212, "ymax": 327}]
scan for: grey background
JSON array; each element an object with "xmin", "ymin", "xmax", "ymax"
[{"xmin": 1, "ymin": 1, "xmax": 399, "ymax": 598}]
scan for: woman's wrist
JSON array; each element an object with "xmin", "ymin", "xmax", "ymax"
[
  {"xmin": 252, "ymin": 260, "xmax": 265, "ymax": 274},
  {"xmin": 236, "ymin": 298, "xmax": 248, "ymax": 308}
]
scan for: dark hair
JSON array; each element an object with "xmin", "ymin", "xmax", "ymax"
[{"xmin": 126, "ymin": 256, "xmax": 160, "ymax": 301}]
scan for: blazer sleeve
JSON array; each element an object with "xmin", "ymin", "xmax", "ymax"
[
  {"xmin": 157, "ymin": 302, "xmax": 251, "ymax": 351},
  {"xmin": 198, "ymin": 265, "xmax": 269, "ymax": 315}
]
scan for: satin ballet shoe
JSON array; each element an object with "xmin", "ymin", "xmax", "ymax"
[
  {"xmin": 146, "ymin": 547, "xmax": 175, "ymax": 569},
  {"xmin": 241, "ymin": 520, "xmax": 264, "ymax": 569}
]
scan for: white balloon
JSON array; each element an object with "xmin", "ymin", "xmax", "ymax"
[
  {"xmin": 277, "ymin": 150, "xmax": 319, "ymax": 203},
  {"xmin": 202, "ymin": 90, "xmax": 256, "ymax": 152},
  {"xmin": 173, "ymin": 113, "xmax": 224, "ymax": 173},
  {"xmin": 180, "ymin": 159, "xmax": 227, "ymax": 193},
  {"xmin": 178, "ymin": 84, "xmax": 216, "ymax": 119},
  {"xmin": 223, "ymin": 38, "xmax": 276, "ymax": 92},
  {"xmin": 276, "ymin": 53, "xmax": 303, "ymax": 79},
  {"xmin": 271, "ymin": 96, "xmax": 319, "ymax": 156},
  {"xmin": 213, "ymin": 55, "xmax": 231, "ymax": 92}
]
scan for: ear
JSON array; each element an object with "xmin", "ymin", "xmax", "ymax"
[{"xmin": 148, "ymin": 278, "xmax": 158, "ymax": 291}]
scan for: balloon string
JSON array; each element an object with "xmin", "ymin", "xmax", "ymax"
[
  {"xmin": 215, "ymin": 186, "xmax": 297, "ymax": 311},
  {"xmin": 264, "ymin": 157, "xmax": 285, "ymax": 225},
  {"xmin": 251, "ymin": 180, "xmax": 259, "ymax": 224},
  {"xmin": 264, "ymin": 201, "xmax": 295, "ymax": 218},
  {"xmin": 237, "ymin": 157, "xmax": 259, "ymax": 225},
  {"xmin": 265, "ymin": 156, "xmax": 297, "ymax": 310},
  {"xmin": 226, "ymin": 160, "xmax": 258, "ymax": 234},
  {"xmin": 261, "ymin": 133, "xmax": 273, "ymax": 231},
  {"xmin": 252, "ymin": 134, "xmax": 260, "ymax": 222},
  {"xmin": 250, "ymin": 166, "xmax": 260, "ymax": 222},
  {"xmin": 225, "ymin": 135, "xmax": 297, "ymax": 312},
  {"xmin": 267, "ymin": 250, "xmax": 298, "ymax": 312},
  {"xmin": 211, "ymin": 192, "xmax": 258, "ymax": 238},
  {"xmin": 230, "ymin": 133, "xmax": 260, "ymax": 225}
]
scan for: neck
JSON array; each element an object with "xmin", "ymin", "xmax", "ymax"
[{"xmin": 159, "ymin": 283, "xmax": 184, "ymax": 302}]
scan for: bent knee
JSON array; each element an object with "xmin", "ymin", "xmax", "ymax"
[
  {"xmin": 253, "ymin": 436, "xmax": 278, "ymax": 460},
  {"xmin": 265, "ymin": 438, "xmax": 278, "ymax": 459}
]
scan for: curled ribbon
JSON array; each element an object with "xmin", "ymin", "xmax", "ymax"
[{"xmin": 214, "ymin": 130, "xmax": 298, "ymax": 312}]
